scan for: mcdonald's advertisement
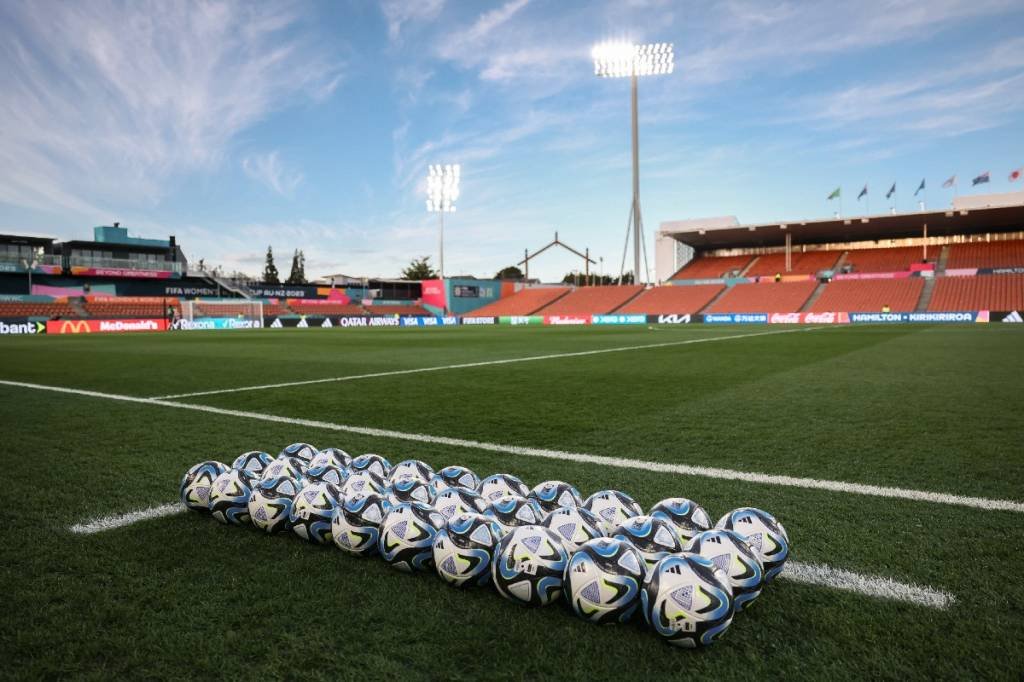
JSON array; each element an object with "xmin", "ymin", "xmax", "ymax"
[{"xmin": 46, "ymin": 318, "xmax": 169, "ymax": 334}]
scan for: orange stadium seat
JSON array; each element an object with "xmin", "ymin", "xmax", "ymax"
[
  {"xmin": 465, "ymin": 287, "xmax": 569, "ymax": 317},
  {"xmin": 617, "ymin": 284, "xmax": 724, "ymax": 314},
  {"xmin": 288, "ymin": 301, "xmax": 366, "ymax": 316},
  {"xmin": 536, "ymin": 285, "xmax": 643, "ymax": 316},
  {"xmin": 809, "ymin": 278, "xmax": 924, "ymax": 312},
  {"xmin": 0, "ymin": 302, "xmax": 77, "ymax": 318},
  {"xmin": 945, "ymin": 240, "xmax": 1024, "ymax": 270},
  {"xmin": 670, "ymin": 255, "xmax": 752, "ymax": 280},
  {"xmin": 843, "ymin": 246, "xmax": 925, "ymax": 273},
  {"xmin": 368, "ymin": 305, "xmax": 430, "ymax": 315},
  {"xmin": 261, "ymin": 302, "xmax": 292, "ymax": 317},
  {"xmin": 744, "ymin": 250, "xmax": 841, "ymax": 277},
  {"xmin": 928, "ymin": 274, "xmax": 1024, "ymax": 311},
  {"xmin": 83, "ymin": 299, "xmax": 176, "ymax": 318},
  {"xmin": 705, "ymin": 281, "xmax": 817, "ymax": 313}
]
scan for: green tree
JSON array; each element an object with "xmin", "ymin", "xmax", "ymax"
[
  {"xmin": 262, "ymin": 246, "xmax": 280, "ymax": 284},
  {"xmin": 285, "ymin": 249, "xmax": 307, "ymax": 284},
  {"xmin": 401, "ymin": 256, "xmax": 439, "ymax": 280},
  {"xmin": 494, "ymin": 265, "xmax": 524, "ymax": 280}
]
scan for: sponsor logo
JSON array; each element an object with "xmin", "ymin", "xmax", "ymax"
[
  {"xmin": 990, "ymin": 267, "xmax": 1024, "ymax": 275},
  {"xmin": 321, "ymin": 318, "xmax": 333, "ymax": 328},
  {"xmin": 399, "ymin": 316, "xmax": 459, "ymax": 327},
  {"xmin": 849, "ymin": 312, "xmax": 981, "ymax": 324},
  {"xmin": 703, "ymin": 313, "xmax": 768, "ymax": 324},
  {"xmin": 768, "ymin": 312, "xmax": 849, "ymax": 324},
  {"xmin": 270, "ymin": 318, "xmax": 283, "ymax": 328},
  {"xmin": 653, "ymin": 314, "xmax": 691, "ymax": 324},
  {"xmin": 769, "ymin": 313, "xmax": 801, "ymax": 324},
  {"xmin": 591, "ymin": 314, "xmax": 646, "ymax": 325},
  {"xmin": 545, "ymin": 315, "xmax": 589, "ymax": 325},
  {"xmin": 0, "ymin": 320, "xmax": 45, "ymax": 335},
  {"xmin": 174, "ymin": 318, "xmax": 263, "ymax": 331},
  {"xmin": 47, "ymin": 318, "xmax": 169, "ymax": 334},
  {"xmin": 1002, "ymin": 310, "xmax": 1022, "ymax": 323},
  {"xmin": 502, "ymin": 315, "xmax": 542, "ymax": 325},
  {"xmin": 461, "ymin": 316, "xmax": 496, "ymax": 325}
]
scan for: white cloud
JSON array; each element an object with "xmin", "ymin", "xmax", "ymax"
[
  {"xmin": 380, "ymin": 0, "xmax": 445, "ymax": 42},
  {"xmin": 242, "ymin": 152, "xmax": 304, "ymax": 198}
]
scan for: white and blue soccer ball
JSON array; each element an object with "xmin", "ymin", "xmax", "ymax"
[
  {"xmin": 378, "ymin": 502, "xmax": 447, "ymax": 572},
  {"xmin": 388, "ymin": 474, "xmax": 433, "ymax": 505},
  {"xmin": 649, "ymin": 497, "xmax": 712, "ymax": 543},
  {"xmin": 432, "ymin": 512, "xmax": 504, "ymax": 588},
  {"xmin": 478, "ymin": 473, "xmax": 529, "ymax": 503},
  {"xmin": 542, "ymin": 505, "xmax": 604, "ymax": 552},
  {"xmin": 433, "ymin": 486, "xmax": 487, "ymax": 520},
  {"xmin": 290, "ymin": 482, "xmax": 343, "ymax": 544},
  {"xmin": 429, "ymin": 465, "xmax": 481, "ymax": 497},
  {"xmin": 612, "ymin": 515, "xmax": 684, "ymax": 570},
  {"xmin": 389, "ymin": 459, "xmax": 434, "ymax": 484},
  {"xmin": 208, "ymin": 469, "xmax": 259, "ymax": 525},
  {"xmin": 248, "ymin": 475, "xmax": 304, "ymax": 534},
  {"xmin": 340, "ymin": 471, "xmax": 388, "ymax": 499},
  {"xmin": 528, "ymin": 480, "xmax": 583, "ymax": 514},
  {"xmin": 491, "ymin": 525, "xmax": 569, "ymax": 607},
  {"xmin": 641, "ymin": 554, "xmax": 735, "ymax": 648},
  {"xmin": 483, "ymin": 495, "xmax": 545, "ymax": 537},
  {"xmin": 583, "ymin": 490, "xmax": 644, "ymax": 535},
  {"xmin": 261, "ymin": 456, "xmax": 306, "ymax": 483},
  {"xmin": 332, "ymin": 491, "xmax": 392, "ymax": 556},
  {"xmin": 305, "ymin": 463, "xmax": 348, "ymax": 487},
  {"xmin": 231, "ymin": 451, "xmax": 274, "ymax": 477},
  {"xmin": 310, "ymin": 447, "xmax": 351, "ymax": 471},
  {"xmin": 350, "ymin": 453, "xmax": 392, "ymax": 480},
  {"xmin": 715, "ymin": 507, "xmax": 790, "ymax": 582},
  {"xmin": 564, "ymin": 537, "xmax": 646, "ymax": 624},
  {"xmin": 685, "ymin": 529, "xmax": 764, "ymax": 611},
  {"xmin": 278, "ymin": 442, "xmax": 319, "ymax": 465},
  {"xmin": 180, "ymin": 460, "xmax": 228, "ymax": 512}
]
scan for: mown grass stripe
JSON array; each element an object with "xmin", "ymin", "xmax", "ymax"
[{"xmin": 2, "ymin": 378, "xmax": 1021, "ymax": 514}]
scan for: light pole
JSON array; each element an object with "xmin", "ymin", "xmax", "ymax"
[
  {"xmin": 592, "ymin": 41, "xmax": 674, "ymax": 285},
  {"xmin": 426, "ymin": 163, "xmax": 460, "ymax": 281}
]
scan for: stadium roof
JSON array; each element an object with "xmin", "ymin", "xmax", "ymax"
[{"xmin": 659, "ymin": 192, "xmax": 1024, "ymax": 250}]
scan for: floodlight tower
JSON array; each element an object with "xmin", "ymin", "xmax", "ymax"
[
  {"xmin": 592, "ymin": 41, "xmax": 674, "ymax": 284},
  {"xmin": 426, "ymin": 163, "xmax": 460, "ymax": 281}
]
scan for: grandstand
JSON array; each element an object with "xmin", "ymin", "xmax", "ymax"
[
  {"xmin": 929, "ymin": 274, "xmax": 1024, "ymax": 311},
  {"xmin": 946, "ymin": 239, "xmax": 1024, "ymax": 269},
  {"xmin": 843, "ymin": 246, "xmax": 927, "ymax": 273},
  {"xmin": 743, "ymin": 250, "xmax": 841, "ymax": 277},
  {"xmin": 535, "ymin": 285, "xmax": 643, "ymax": 316},
  {"xmin": 0, "ymin": 299, "xmax": 76, "ymax": 319},
  {"xmin": 465, "ymin": 287, "xmax": 569, "ymax": 317},
  {"xmin": 617, "ymin": 284, "xmax": 723, "ymax": 315},
  {"xmin": 669, "ymin": 254, "xmax": 752, "ymax": 280},
  {"xmin": 369, "ymin": 304, "xmax": 430, "ymax": 316},
  {"xmin": 705, "ymin": 281, "xmax": 818, "ymax": 314},
  {"xmin": 809, "ymin": 278, "xmax": 924, "ymax": 313},
  {"xmin": 83, "ymin": 297, "xmax": 177, "ymax": 319}
]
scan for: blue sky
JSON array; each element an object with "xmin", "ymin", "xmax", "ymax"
[{"xmin": 1, "ymin": 0, "xmax": 1022, "ymax": 282}]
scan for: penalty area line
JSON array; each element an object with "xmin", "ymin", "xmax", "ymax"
[
  {"xmin": 1, "ymin": 378, "xmax": 1022, "ymax": 514},
  {"xmin": 148, "ymin": 326, "xmax": 821, "ymax": 399},
  {"xmin": 65, "ymin": 501, "xmax": 954, "ymax": 609}
]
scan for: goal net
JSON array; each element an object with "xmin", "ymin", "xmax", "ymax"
[{"xmin": 181, "ymin": 299, "xmax": 264, "ymax": 328}]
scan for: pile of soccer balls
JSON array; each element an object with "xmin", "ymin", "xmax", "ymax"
[{"xmin": 180, "ymin": 443, "xmax": 790, "ymax": 648}]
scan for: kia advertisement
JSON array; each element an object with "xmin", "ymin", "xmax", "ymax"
[
  {"xmin": 648, "ymin": 314, "xmax": 692, "ymax": 324},
  {"xmin": 46, "ymin": 318, "xmax": 169, "ymax": 334}
]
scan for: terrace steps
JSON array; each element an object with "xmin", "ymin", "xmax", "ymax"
[
  {"xmin": 916, "ymin": 277, "xmax": 937, "ymax": 312},
  {"xmin": 608, "ymin": 286, "xmax": 647, "ymax": 313},
  {"xmin": 800, "ymin": 281, "xmax": 829, "ymax": 312}
]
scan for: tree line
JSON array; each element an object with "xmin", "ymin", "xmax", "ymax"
[{"xmin": 262, "ymin": 246, "xmax": 307, "ymax": 285}]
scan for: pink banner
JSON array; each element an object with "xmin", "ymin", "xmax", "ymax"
[
  {"xmin": 47, "ymin": 318, "xmax": 168, "ymax": 334},
  {"xmin": 70, "ymin": 266, "xmax": 175, "ymax": 279},
  {"xmin": 944, "ymin": 268, "xmax": 979, "ymax": 277},
  {"xmin": 833, "ymin": 271, "xmax": 912, "ymax": 280},
  {"xmin": 544, "ymin": 315, "xmax": 589, "ymax": 325},
  {"xmin": 420, "ymin": 279, "xmax": 447, "ymax": 311}
]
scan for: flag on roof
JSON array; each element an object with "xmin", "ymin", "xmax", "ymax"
[
  {"xmin": 1010, "ymin": 168, "xmax": 1022, "ymax": 182},
  {"xmin": 914, "ymin": 178, "xmax": 925, "ymax": 195},
  {"xmin": 885, "ymin": 183, "xmax": 896, "ymax": 199},
  {"xmin": 972, "ymin": 172, "xmax": 990, "ymax": 186},
  {"xmin": 942, "ymin": 175, "xmax": 956, "ymax": 189},
  {"xmin": 857, "ymin": 184, "xmax": 868, "ymax": 200},
  {"xmin": 827, "ymin": 187, "xmax": 840, "ymax": 200}
]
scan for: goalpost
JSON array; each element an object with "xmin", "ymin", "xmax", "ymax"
[{"xmin": 181, "ymin": 299, "xmax": 264, "ymax": 328}]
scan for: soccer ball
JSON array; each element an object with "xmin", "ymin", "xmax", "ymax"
[
  {"xmin": 611, "ymin": 515, "xmax": 684, "ymax": 570},
  {"xmin": 350, "ymin": 453, "xmax": 392, "ymax": 480},
  {"xmin": 429, "ymin": 465, "xmax": 481, "ymax": 497},
  {"xmin": 478, "ymin": 473, "xmax": 529, "ymax": 502},
  {"xmin": 649, "ymin": 498, "xmax": 712, "ymax": 543},
  {"xmin": 685, "ymin": 530, "xmax": 764, "ymax": 611},
  {"xmin": 641, "ymin": 554, "xmax": 735, "ymax": 648},
  {"xmin": 279, "ymin": 442, "xmax": 319, "ymax": 464},
  {"xmin": 290, "ymin": 482, "xmax": 343, "ymax": 544},
  {"xmin": 433, "ymin": 512, "xmax": 504, "ymax": 588},
  {"xmin": 248, "ymin": 475, "xmax": 304, "ymax": 534},
  {"xmin": 305, "ymin": 463, "xmax": 348, "ymax": 487},
  {"xmin": 389, "ymin": 459, "xmax": 434, "ymax": 484},
  {"xmin": 715, "ymin": 507, "xmax": 790, "ymax": 582},
  {"xmin": 492, "ymin": 525, "xmax": 569, "ymax": 607},
  {"xmin": 208, "ymin": 469, "xmax": 259, "ymax": 525},
  {"xmin": 231, "ymin": 451, "xmax": 274, "ymax": 476},
  {"xmin": 483, "ymin": 495, "xmax": 545, "ymax": 537},
  {"xmin": 180, "ymin": 460, "xmax": 228, "ymax": 512},
  {"xmin": 527, "ymin": 480, "xmax": 583, "ymax": 514},
  {"xmin": 388, "ymin": 474, "xmax": 434, "ymax": 505},
  {"xmin": 433, "ymin": 486, "xmax": 487, "ymax": 520},
  {"xmin": 332, "ymin": 491, "xmax": 392, "ymax": 556},
  {"xmin": 310, "ymin": 447, "xmax": 351, "ymax": 470},
  {"xmin": 378, "ymin": 502, "xmax": 447, "ymax": 572},
  {"xmin": 340, "ymin": 471, "xmax": 389, "ymax": 498},
  {"xmin": 261, "ymin": 456, "xmax": 306, "ymax": 483},
  {"xmin": 583, "ymin": 490, "xmax": 644, "ymax": 535},
  {"xmin": 542, "ymin": 505, "xmax": 604, "ymax": 552},
  {"xmin": 564, "ymin": 537, "xmax": 646, "ymax": 624}
]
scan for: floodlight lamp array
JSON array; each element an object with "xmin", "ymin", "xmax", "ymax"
[
  {"xmin": 592, "ymin": 41, "xmax": 674, "ymax": 78},
  {"xmin": 426, "ymin": 163, "xmax": 460, "ymax": 212}
]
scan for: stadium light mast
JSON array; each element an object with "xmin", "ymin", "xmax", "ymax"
[
  {"xmin": 592, "ymin": 41, "xmax": 673, "ymax": 285},
  {"xmin": 426, "ymin": 163, "xmax": 460, "ymax": 281}
]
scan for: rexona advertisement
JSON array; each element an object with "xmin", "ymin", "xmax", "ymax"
[
  {"xmin": 0, "ymin": 319, "xmax": 46, "ymax": 335},
  {"xmin": 591, "ymin": 314, "xmax": 647, "ymax": 325},
  {"xmin": 703, "ymin": 313, "xmax": 768, "ymax": 324},
  {"xmin": 47, "ymin": 318, "xmax": 169, "ymax": 334},
  {"xmin": 173, "ymin": 318, "xmax": 262, "ymax": 331}
]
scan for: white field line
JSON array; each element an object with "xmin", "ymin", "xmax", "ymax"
[
  {"xmin": 148, "ymin": 326, "xmax": 820, "ymax": 399},
  {"xmin": 2, "ymin": 378, "xmax": 1023, "ymax": 514},
  {"xmin": 66, "ymin": 501, "xmax": 953, "ymax": 609},
  {"xmin": 781, "ymin": 561, "xmax": 954, "ymax": 610},
  {"xmin": 69, "ymin": 502, "xmax": 184, "ymax": 534}
]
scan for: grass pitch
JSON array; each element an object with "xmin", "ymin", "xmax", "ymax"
[{"xmin": 2, "ymin": 324, "xmax": 1023, "ymax": 680}]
